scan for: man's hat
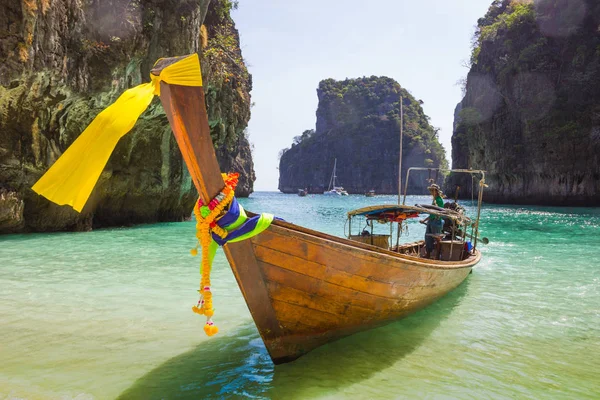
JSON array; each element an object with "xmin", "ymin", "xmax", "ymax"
[{"xmin": 427, "ymin": 183, "xmax": 444, "ymax": 196}]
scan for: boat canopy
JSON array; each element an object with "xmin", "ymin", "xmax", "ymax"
[
  {"xmin": 347, "ymin": 204, "xmax": 472, "ymax": 225},
  {"xmin": 348, "ymin": 204, "xmax": 420, "ymax": 217}
]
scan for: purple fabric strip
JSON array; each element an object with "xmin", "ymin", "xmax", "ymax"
[
  {"xmin": 212, "ymin": 216, "xmax": 260, "ymax": 245},
  {"xmin": 216, "ymin": 197, "xmax": 240, "ymax": 228},
  {"xmin": 210, "ymin": 197, "xmax": 284, "ymax": 246}
]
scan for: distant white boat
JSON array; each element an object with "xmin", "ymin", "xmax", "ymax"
[
  {"xmin": 324, "ymin": 186, "xmax": 348, "ymax": 196},
  {"xmin": 324, "ymin": 158, "xmax": 348, "ymax": 196}
]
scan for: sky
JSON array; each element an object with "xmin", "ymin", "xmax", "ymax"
[{"xmin": 233, "ymin": 0, "xmax": 492, "ymax": 191}]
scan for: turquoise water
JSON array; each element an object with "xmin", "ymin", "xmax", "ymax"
[{"xmin": 1, "ymin": 192, "xmax": 599, "ymax": 399}]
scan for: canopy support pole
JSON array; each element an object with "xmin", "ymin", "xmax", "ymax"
[{"xmin": 398, "ymin": 96, "xmax": 403, "ymax": 204}]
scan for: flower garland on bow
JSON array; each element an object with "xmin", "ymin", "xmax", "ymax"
[{"xmin": 190, "ymin": 172, "xmax": 239, "ymax": 336}]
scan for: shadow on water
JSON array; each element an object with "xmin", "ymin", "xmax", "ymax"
[
  {"xmin": 117, "ymin": 327, "xmax": 274, "ymax": 400},
  {"xmin": 118, "ymin": 280, "xmax": 471, "ymax": 400}
]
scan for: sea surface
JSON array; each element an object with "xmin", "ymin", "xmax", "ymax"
[{"xmin": 1, "ymin": 192, "xmax": 599, "ymax": 399}]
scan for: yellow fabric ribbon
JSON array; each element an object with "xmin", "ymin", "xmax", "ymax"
[{"xmin": 32, "ymin": 54, "xmax": 203, "ymax": 212}]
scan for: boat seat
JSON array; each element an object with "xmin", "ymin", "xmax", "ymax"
[
  {"xmin": 424, "ymin": 234, "xmax": 445, "ymax": 259},
  {"xmin": 439, "ymin": 240, "xmax": 465, "ymax": 261}
]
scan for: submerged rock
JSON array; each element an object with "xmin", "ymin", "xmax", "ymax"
[
  {"xmin": 279, "ymin": 77, "xmax": 447, "ymax": 194},
  {"xmin": 0, "ymin": 0, "xmax": 254, "ymax": 233},
  {"xmin": 449, "ymin": 0, "xmax": 600, "ymax": 205}
]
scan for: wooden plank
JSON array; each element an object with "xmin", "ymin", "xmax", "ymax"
[
  {"xmin": 270, "ymin": 299, "xmax": 343, "ymax": 329},
  {"xmin": 266, "ymin": 280, "xmax": 376, "ymax": 322},
  {"xmin": 266, "ymin": 279, "xmax": 376, "ymax": 314},
  {"xmin": 260, "ymin": 262, "xmax": 398, "ymax": 311},
  {"xmin": 253, "ymin": 233, "xmax": 430, "ymax": 286},
  {"xmin": 255, "ymin": 228, "xmax": 471, "ymax": 288},
  {"xmin": 261, "ymin": 260, "xmax": 470, "ymax": 315},
  {"xmin": 262, "ymin": 221, "xmax": 480, "ymax": 269},
  {"xmin": 275, "ymin": 318, "xmax": 316, "ymax": 334},
  {"xmin": 254, "ymin": 244, "xmax": 406, "ymax": 298},
  {"xmin": 222, "ymin": 242, "xmax": 284, "ymax": 341},
  {"xmin": 158, "ymin": 83, "xmax": 223, "ymax": 201}
]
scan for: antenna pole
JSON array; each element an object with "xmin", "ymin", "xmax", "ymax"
[{"xmin": 398, "ymin": 95, "xmax": 403, "ymax": 204}]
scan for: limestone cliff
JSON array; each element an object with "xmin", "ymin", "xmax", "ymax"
[
  {"xmin": 279, "ymin": 77, "xmax": 447, "ymax": 194},
  {"xmin": 449, "ymin": 0, "xmax": 600, "ymax": 205},
  {"xmin": 0, "ymin": 0, "xmax": 254, "ymax": 233}
]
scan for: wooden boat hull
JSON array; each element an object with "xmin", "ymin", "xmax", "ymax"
[
  {"xmin": 150, "ymin": 58, "xmax": 480, "ymax": 365},
  {"xmin": 226, "ymin": 220, "xmax": 480, "ymax": 364}
]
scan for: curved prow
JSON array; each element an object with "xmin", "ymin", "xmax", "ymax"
[
  {"xmin": 152, "ymin": 55, "xmax": 285, "ymax": 358},
  {"xmin": 151, "ymin": 57, "xmax": 223, "ymax": 202}
]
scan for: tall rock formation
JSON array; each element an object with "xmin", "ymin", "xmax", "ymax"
[
  {"xmin": 279, "ymin": 77, "xmax": 447, "ymax": 194},
  {"xmin": 450, "ymin": 0, "xmax": 600, "ymax": 205},
  {"xmin": 0, "ymin": 0, "xmax": 254, "ymax": 233}
]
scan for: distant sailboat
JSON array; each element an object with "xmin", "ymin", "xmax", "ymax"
[{"xmin": 324, "ymin": 158, "xmax": 348, "ymax": 196}]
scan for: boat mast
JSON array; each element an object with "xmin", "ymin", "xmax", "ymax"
[
  {"xmin": 329, "ymin": 158, "xmax": 337, "ymax": 191},
  {"xmin": 398, "ymin": 96, "xmax": 403, "ymax": 204},
  {"xmin": 333, "ymin": 158, "xmax": 337, "ymax": 188}
]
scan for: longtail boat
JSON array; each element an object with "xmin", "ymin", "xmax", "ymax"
[
  {"xmin": 151, "ymin": 55, "xmax": 487, "ymax": 364},
  {"xmin": 32, "ymin": 54, "xmax": 487, "ymax": 365}
]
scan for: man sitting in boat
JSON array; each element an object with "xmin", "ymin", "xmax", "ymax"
[{"xmin": 420, "ymin": 184, "xmax": 445, "ymax": 259}]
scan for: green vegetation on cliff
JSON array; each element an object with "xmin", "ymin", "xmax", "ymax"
[
  {"xmin": 202, "ymin": 0, "xmax": 255, "ymax": 193},
  {"xmin": 451, "ymin": 0, "xmax": 600, "ymax": 205},
  {"xmin": 279, "ymin": 76, "xmax": 447, "ymax": 194},
  {"xmin": 0, "ymin": 0, "xmax": 254, "ymax": 233}
]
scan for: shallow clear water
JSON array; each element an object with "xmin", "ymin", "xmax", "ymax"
[{"xmin": 1, "ymin": 193, "xmax": 599, "ymax": 399}]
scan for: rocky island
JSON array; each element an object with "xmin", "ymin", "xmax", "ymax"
[
  {"xmin": 449, "ymin": 0, "xmax": 600, "ymax": 205},
  {"xmin": 279, "ymin": 77, "xmax": 447, "ymax": 194},
  {"xmin": 0, "ymin": 0, "xmax": 254, "ymax": 233}
]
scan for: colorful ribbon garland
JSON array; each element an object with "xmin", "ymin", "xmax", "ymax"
[{"xmin": 190, "ymin": 173, "xmax": 274, "ymax": 336}]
